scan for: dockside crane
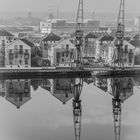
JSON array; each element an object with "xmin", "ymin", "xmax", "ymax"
[
  {"xmin": 112, "ymin": 98, "xmax": 121, "ymax": 140},
  {"xmin": 113, "ymin": 0, "xmax": 125, "ymax": 68},
  {"xmin": 111, "ymin": 78, "xmax": 122, "ymax": 140},
  {"xmin": 73, "ymin": 78, "xmax": 83, "ymax": 140},
  {"xmin": 75, "ymin": 0, "xmax": 84, "ymax": 68}
]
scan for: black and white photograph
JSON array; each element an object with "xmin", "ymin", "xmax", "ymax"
[{"xmin": 0, "ymin": 0, "xmax": 140, "ymax": 140}]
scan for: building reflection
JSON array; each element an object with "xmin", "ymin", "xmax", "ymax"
[
  {"xmin": 5, "ymin": 79, "xmax": 31, "ymax": 109},
  {"xmin": 40, "ymin": 77, "xmax": 84, "ymax": 140},
  {"xmin": 94, "ymin": 76, "xmax": 108, "ymax": 92},
  {"xmin": 94, "ymin": 76, "xmax": 134, "ymax": 140},
  {"xmin": 40, "ymin": 79, "xmax": 51, "ymax": 92},
  {"xmin": 0, "ymin": 80, "xmax": 5, "ymax": 97},
  {"xmin": 83, "ymin": 77, "xmax": 94, "ymax": 85},
  {"xmin": 48, "ymin": 78, "xmax": 75, "ymax": 104},
  {"xmin": 73, "ymin": 78, "xmax": 83, "ymax": 140}
]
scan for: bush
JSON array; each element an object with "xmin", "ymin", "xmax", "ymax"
[{"xmin": 31, "ymin": 56, "xmax": 42, "ymax": 67}]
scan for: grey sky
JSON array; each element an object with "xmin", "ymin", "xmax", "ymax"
[{"xmin": 0, "ymin": 0, "xmax": 140, "ymax": 13}]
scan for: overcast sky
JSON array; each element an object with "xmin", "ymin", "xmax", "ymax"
[{"xmin": 0, "ymin": 0, "xmax": 140, "ymax": 13}]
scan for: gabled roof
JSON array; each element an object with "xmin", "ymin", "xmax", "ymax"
[
  {"xmin": 0, "ymin": 29, "xmax": 14, "ymax": 36},
  {"xmin": 132, "ymin": 34, "xmax": 140, "ymax": 40},
  {"xmin": 99, "ymin": 35, "xmax": 114, "ymax": 42},
  {"xmin": 6, "ymin": 38, "xmax": 34, "ymax": 48},
  {"xmin": 42, "ymin": 32, "xmax": 61, "ymax": 42},
  {"xmin": 129, "ymin": 39, "xmax": 140, "ymax": 47},
  {"xmin": 20, "ymin": 38, "xmax": 34, "ymax": 47},
  {"xmin": 84, "ymin": 32, "xmax": 98, "ymax": 39},
  {"xmin": 93, "ymin": 32, "xmax": 109, "ymax": 38},
  {"xmin": 6, "ymin": 96, "xmax": 31, "ymax": 109},
  {"xmin": 51, "ymin": 91, "xmax": 74, "ymax": 104}
]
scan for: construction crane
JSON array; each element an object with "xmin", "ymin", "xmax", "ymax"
[
  {"xmin": 112, "ymin": 98, "xmax": 121, "ymax": 140},
  {"xmin": 111, "ymin": 78, "xmax": 122, "ymax": 140},
  {"xmin": 114, "ymin": 0, "xmax": 125, "ymax": 68},
  {"xmin": 75, "ymin": 0, "xmax": 84, "ymax": 68},
  {"xmin": 73, "ymin": 78, "xmax": 83, "ymax": 140}
]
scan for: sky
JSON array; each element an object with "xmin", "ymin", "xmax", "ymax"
[{"xmin": 0, "ymin": 0, "xmax": 140, "ymax": 14}]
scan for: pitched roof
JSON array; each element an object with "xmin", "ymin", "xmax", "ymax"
[
  {"xmin": 99, "ymin": 35, "xmax": 114, "ymax": 42},
  {"xmin": 20, "ymin": 38, "xmax": 34, "ymax": 47},
  {"xmin": 84, "ymin": 32, "xmax": 98, "ymax": 39},
  {"xmin": 0, "ymin": 29, "xmax": 14, "ymax": 36},
  {"xmin": 129, "ymin": 39, "xmax": 140, "ymax": 47},
  {"xmin": 132, "ymin": 34, "xmax": 140, "ymax": 40},
  {"xmin": 93, "ymin": 32, "xmax": 109, "ymax": 38},
  {"xmin": 42, "ymin": 32, "xmax": 61, "ymax": 42}
]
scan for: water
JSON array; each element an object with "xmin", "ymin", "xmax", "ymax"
[{"xmin": 0, "ymin": 76, "xmax": 140, "ymax": 140}]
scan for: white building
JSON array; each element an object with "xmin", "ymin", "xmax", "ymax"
[
  {"xmin": 0, "ymin": 29, "xmax": 14, "ymax": 67},
  {"xmin": 40, "ymin": 20, "xmax": 52, "ymax": 34},
  {"xmin": 0, "ymin": 80, "xmax": 5, "ymax": 97},
  {"xmin": 5, "ymin": 39, "xmax": 32, "ymax": 68},
  {"xmin": 0, "ymin": 29, "xmax": 14, "ymax": 47},
  {"xmin": 40, "ymin": 32, "xmax": 61, "ymax": 66},
  {"xmin": 83, "ymin": 32, "xmax": 97, "ymax": 58},
  {"xmin": 5, "ymin": 79, "xmax": 31, "ymax": 109},
  {"xmin": 112, "ymin": 40, "xmax": 135, "ymax": 67},
  {"xmin": 107, "ymin": 77, "xmax": 134, "ymax": 102},
  {"xmin": 49, "ymin": 79, "xmax": 75, "ymax": 104},
  {"xmin": 50, "ymin": 39, "xmax": 77, "ymax": 67}
]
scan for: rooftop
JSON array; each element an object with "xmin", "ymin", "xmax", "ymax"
[
  {"xmin": 99, "ymin": 35, "xmax": 114, "ymax": 42},
  {"xmin": 84, "ymin": 32, "xmax": 98, "ymax": 39},
  {"xmin": 20, "ymin": 38, "xmax": 34, "ymax": 47},
  {"xmin": 42, "ymin": 32, "xmax": 61, "ymax": 42},
  {"xmin": 0, "ymin": 29, "xmax": 14, "ymax": 36}
]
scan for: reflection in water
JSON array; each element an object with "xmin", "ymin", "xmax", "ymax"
[
  {"xmin": 73, "ymin": 78, "xmax": 83, "ymax": 140},
  {"xmin": 94, "ymin": 76, "xmax": 134, "ymax": 140},
  {"xmin": 0, "ymin": 77, "xmax": 84, "ymax": 140},
  {"xmin": 1, "ymin": 79, "xmax": 31, "ymax": 109},
  {"xmin": 49, "ymin": 79, "xmax": 75, "ymax": 104},
  {"xmin": 0, "ymin": 76, "xmax": 139, "ymax": 140}
]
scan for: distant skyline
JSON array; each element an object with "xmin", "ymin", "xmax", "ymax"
[{"xmin": 0, "ymin": 0, "xmax": 140, "ymax": 14}]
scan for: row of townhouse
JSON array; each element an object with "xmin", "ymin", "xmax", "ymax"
[
  {"xmin": 83, "ymin": 31, "xmax": 137, "ymax": 67},
  {"xmin": 1, "ymin": 28, "xmax": 140, "ymax": 69},
  {"xmin": 0, "ymin": 29, "xmax": 77, "ymax": 68}
]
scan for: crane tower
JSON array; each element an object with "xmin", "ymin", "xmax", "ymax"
[
  {"xmin": 112, "ymin": 98, "xmax": 121, "ymax": 140},
  {"xmin": 114, "ymin": 0, "xmax": 125, "ymax": 68},
  {"xmin": 75, "ymin": 0, "xmax": 84, "ymax": 68},
  {"xmin": 73, "ymin": 78, "xmax": 83, "ymax": 140}
]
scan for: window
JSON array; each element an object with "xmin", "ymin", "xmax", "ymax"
[
  {"xmin": 124, "ymin": 58, "xmax": 127, "ymax": 62},
  {"xmin": 62, "ymin": 52, "xmax": 64, "ymax": 57},
  {"xmin": 9, "ymin": 60, "xmax": 13, "ymax": 65},
  {"xmin": 9, "ymin": 50, "xmax": 13, "ymax": 60},
  {"xmin": 15, "ymin": 53, "xmax": 18, "ymax": 59},
  {"xmin": 19, "ymin": 59, "xmax": 22, "ymax": 64},
  {"xmin": 24, "ymin": 50, "xmax": 29, "ymax": 59},
  {"xmin": 62, "ymin": 58, "xmax": 64, "ymax": 62},
  {"xmin": 124, "ymin": 45, "xmax": 128, "ymax": 53},
  {"xmin": 19, "ymin": 45, "xmax": 23, "ymax": 54},
  {"xmin": 56, "ymin": 52, "xmax": 60, "ymax": 63},
  {"xmin": 25, "ymin": 59, "xmax": 28, "ymax": 65},
  {"xmin": 66, "ymin": 44, "xmax": 69, "ymax": 50},
  {"xmin": 14, "ymin": 45, "xmax": 18, "ymax": 50},
  {"xmin": 2, "ymin": 40, "xmax": 5, "ymax": 46}
]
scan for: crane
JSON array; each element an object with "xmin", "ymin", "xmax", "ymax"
[
  {"xmin": 114, "ymin": 0, "xmax": 125, "ymax": 68},
  {"xmin": 112, "ymin": 98, "xmax": 121, "ymax": 140},
  {"xmin": 111, "ymin": 78, "xmax": 122, "ymax": 140},
  {"xmin": 73, "ymin": 78, "xmax": 83, "ymax": 140},
  {"xmin": 75, "ymin": 0, "xmax": 84, "ymax": 68}
]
